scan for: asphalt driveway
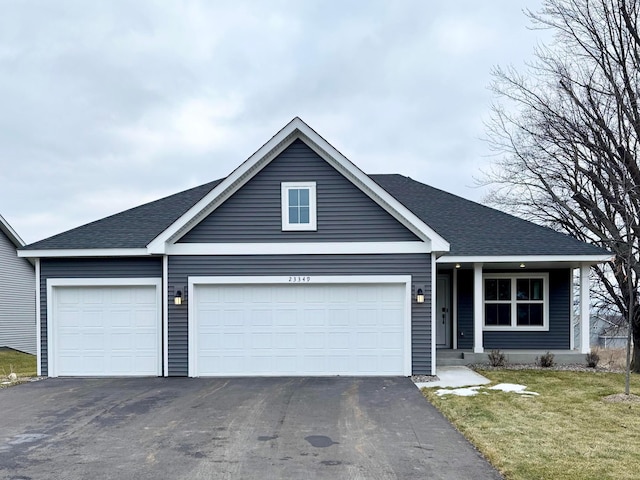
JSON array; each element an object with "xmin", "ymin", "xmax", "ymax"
[{"xmin": 0, "ymin": 377, "xmax": 501, "ymax": 479}]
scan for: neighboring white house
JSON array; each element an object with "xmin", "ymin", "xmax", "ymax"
[
  {"xmin": 591, "ymin": 315, "xmax": 628, "ymax": 349},
  {"xmin": 0, "ymin": 214, "xmax": 36, "ymax": 355}
]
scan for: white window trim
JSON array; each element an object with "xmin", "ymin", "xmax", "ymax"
[
  {"xmin": 281, "ymin": 181, "xmax": 317, "ymax": 231},
  {"xmin": 482, "ymin": 272, "xmax": 550, "ymax": 332}
]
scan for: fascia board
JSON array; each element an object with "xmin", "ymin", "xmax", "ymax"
[
  {"xmin": 165, "ymin": 241, "xmax": 431, "ymax": 255},
  {"xmin": 437, "ymin": 254, "xmax": 613, "ymax": 264},
  {"xmin": 295, "ymin": 122, "xmax": 449, "ymax": 251},
  {"xmin": 0, "ymin": 213, "xmax": 25, "ymax": 247},
  {"xmin": 147, "ymin": 118, "xmax": 305, "ymax": 254},
  {"xmin": 18, "ymin": 248, "xmax": 149, "ymax": 258}
]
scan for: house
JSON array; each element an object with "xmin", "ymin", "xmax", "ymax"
[
  {"xmin": 0, "ymin": 214, "xmax": 36, "ymax": 355},
  {"xmin": 589, "ymin": 314, "xmax": 628, "ymax": 349},
  {"xmin": 18, "ymin": 118, "xmax": 611, "ymax": 377}
]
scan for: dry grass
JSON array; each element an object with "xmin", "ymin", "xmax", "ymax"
[
  {"xmin": 423, "ymin": 369, "xmax": 640, "ymax": 480},
  {"xmin": 596, "ymin": 347, "xmax": 629, "ymax": 370},
  {"xmin": 0, "ymin": 348, "xmax": 37, "ymax": 385}
]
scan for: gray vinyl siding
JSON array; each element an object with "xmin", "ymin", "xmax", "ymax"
[
  {"xmin": 0, "ymin": 231, "xmax": 35, "ymax": 354},
  {"xmin": 456, "ymin": 269, "xmax": 571, "ymax": 350},
  {"xmin": 178, "ymin": 140, "xmax": 419, "ymax": 243},
  {"xmin": 168, "ymin": 254, "xmax": 431, "ymax": 376},
  {"xmin": 39, "ymin": 257, "xmax": 162, "ymax": 376}
]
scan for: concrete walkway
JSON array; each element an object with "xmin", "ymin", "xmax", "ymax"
[{"xmin": 416, "ymin": 366, "xmax": 491, "ymax": 389}]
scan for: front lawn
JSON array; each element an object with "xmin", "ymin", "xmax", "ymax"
[
  {"xmin": 0, "ymin": 348, "xmax": 37, "ymax": 379},
  {"xmin": 423, "ymin": 370, "xmax": 640, "ymax": 480}
]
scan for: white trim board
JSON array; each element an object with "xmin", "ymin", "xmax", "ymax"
[
  {"xmin": 0, "ymin": 213, "xmax": 25, "ymax": 247},
  {"xmin": 35, "ymin": 258, "xmax": 41, "ymax": 376},
  {"xmin": 166, "ymin": 241, "xmax": 430, "ymax": 255},
  {"xmin": 46, "ymin": 277, "xmax": 163, "ymax": 377},
  {"xmin": 187, "ymin": 275, "xmax": 413, "ymax": 377},
  {"xmin": 430, "ymin": 255, "xmax": 437, "ymax": 375},
  {"xmin": 18, "ymin": 248, "xmax": 148, "ymax": 258},
  {"xmin": 148, "ymin": 123, "xmax": 301, "ymax": 253},
  {"xmin": 162, "ymin": 256, "xmax": 169, "ymax": 377},
  {"xmin": 438, "ymin": 254, "xmax": 613, "ymax": 264},
  {"xmin": 22, "ymin": 242, "xmax": 432, "ymax": 258},
  {"xmin": 146, "ymin": 117, "xmax": 450, "ymax": 254},
  {"xmin": 298, "ymin": 130, "xmax": 449, "ymax": 250}
]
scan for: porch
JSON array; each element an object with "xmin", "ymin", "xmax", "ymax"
[
  {"xmin": 436, "ymin": 349, "xmax": 587, "ymax": 367},
  {"xmin": 433, "ymin": 260, "xmax": 595, "ymax": 368}
]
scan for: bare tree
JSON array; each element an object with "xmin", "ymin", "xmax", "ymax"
[{"xmin": 482, "ymin": 0, "xmax": 640, "ymax": 373}]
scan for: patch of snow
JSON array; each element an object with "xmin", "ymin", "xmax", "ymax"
[
  {"xmin": 433, "ymin": 383, "xmax": 540, "ymax": 397},
  {"xmin": 489, "ymin": 383, "xmax": 539, "ymax": 395},
  {"xmin": 435, "ymin": 386, "xmax": 484, "ymax": 397}
]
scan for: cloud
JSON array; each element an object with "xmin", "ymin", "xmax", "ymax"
[{"xmin": 0, "ymin": 0, "xmax": 544, "ymax": 243}]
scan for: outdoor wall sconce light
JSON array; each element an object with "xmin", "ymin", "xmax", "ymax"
[
  {"xmin": 455, "ymin": 263, "xmax": 461, "ymax": 269},
  {"xmin": 174, "ymin": 290, "xmax": 183, "ymax": 305},
  {"xmin": 416, "ymin": 288, "xmax": 425, "ymax": 304},
  {"xmin": 519, "ymin": 263, "xmax": 526, "ymax": 268}
]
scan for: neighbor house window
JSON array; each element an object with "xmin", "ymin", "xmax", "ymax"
[
  {"xmin": 281, "ymin": 182, "xmax": 317, "ymax": 231},
  {"xmin": 483, "ymin": 273, "xmax": 549, "ymax": 330}
]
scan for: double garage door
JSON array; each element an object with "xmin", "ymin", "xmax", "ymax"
[
  {"xmin": 48, "ymin": 279, "xmax": 410, "ymax": 377},
  {"xmin": 190, "ymin": 281, "xmax": 410, "ymax": 377}
]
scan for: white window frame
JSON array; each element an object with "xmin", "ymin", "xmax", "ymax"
[
  {"xmin": 281, "ymin": 181, "xmax": 317, "ymax": 231},
  {"xmin": 482, "ymin": 272, "xmax": 549, "ymax": 331}
]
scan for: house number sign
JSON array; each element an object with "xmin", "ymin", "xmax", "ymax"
[{"xmin": 289, "ymin": 276, "xmax": 311, "ymax": 283}]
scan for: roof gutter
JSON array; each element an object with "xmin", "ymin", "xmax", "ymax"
[
  {"xmin": 437, "ymin": 254, "xmax": 613, "ymax": 265},
  {"xmin": 17, "ymin": 248, "xmax": 150, "ymax": 258}
]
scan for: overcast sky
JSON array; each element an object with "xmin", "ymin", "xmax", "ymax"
[{"xmin": 0, "ymin": 0, "xmax": 546, "ymax": 244}]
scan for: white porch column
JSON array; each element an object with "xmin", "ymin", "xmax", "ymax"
[
  {"xmin": 569, "ymin": 269, "xmax": 575, "ymax": 351},
  {"xmin": 473, "ymin": 263, "xmax": 484, "ymax": 353},
  {"xmin": 580, "ymin": 263, "xmax": 591, "ymax": 354}
]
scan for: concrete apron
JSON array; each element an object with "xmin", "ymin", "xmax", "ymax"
[{"xmin": 416, "ymin": 366, "xmax": 491, "ymax": 389}]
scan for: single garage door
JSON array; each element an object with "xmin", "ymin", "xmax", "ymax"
[
  {"xmin": 50, "ymin": 284, "xmax": 161, "ymax": 376},
  {"xmin": 191, "ymin": 282, "xmax": 409, "ymax": 376}
]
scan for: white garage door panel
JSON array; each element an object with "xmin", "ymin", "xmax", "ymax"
[
  {"xmin": 52, "ymin": 285, "xmax": 160, "ymax": 376},
  {"xmin": 193, "ymin": 283, "xmax": 407, "ymax": 376}
]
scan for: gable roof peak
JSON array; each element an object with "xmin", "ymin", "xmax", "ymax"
[{"xmin": 146, "ymin": 118, "xmax": 450, "ymax": 253}]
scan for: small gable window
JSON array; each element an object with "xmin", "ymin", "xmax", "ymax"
[{"xmin": 281, "ymin": 182, "xmax": 317, "ymax": 231}]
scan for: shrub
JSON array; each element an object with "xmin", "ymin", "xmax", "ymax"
[
  {"xmin": 488, "ymin": 349, "xmax": 507, "ymax": 367},
  {"xmin": 536, "ymin": 351, "xmax": 555, "ymax": 368},
  {"xmin": 585, "ymin": 350, "xmax": 600, "ymax": 368}
]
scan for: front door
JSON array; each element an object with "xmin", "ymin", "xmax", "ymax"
[{"xmin": 436, "ymin": 274, "xmax": 451, "ymax": 347}]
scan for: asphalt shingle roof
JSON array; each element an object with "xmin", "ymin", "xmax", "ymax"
[
  {"xmin": 23, "ymin": 179, "xmax": 222, "ymax": 250},
  {"xmin": 369, "ymin": 174, "xmax": 609, "ymax": 257},
  {"xmin": 22, "ymin": 173, "xmax": 608, "ymax": 258}
]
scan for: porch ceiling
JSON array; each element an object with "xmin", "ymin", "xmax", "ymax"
[{"xmin": 437, "ymin": 261, "xmax": 595, "ymax": 270}]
